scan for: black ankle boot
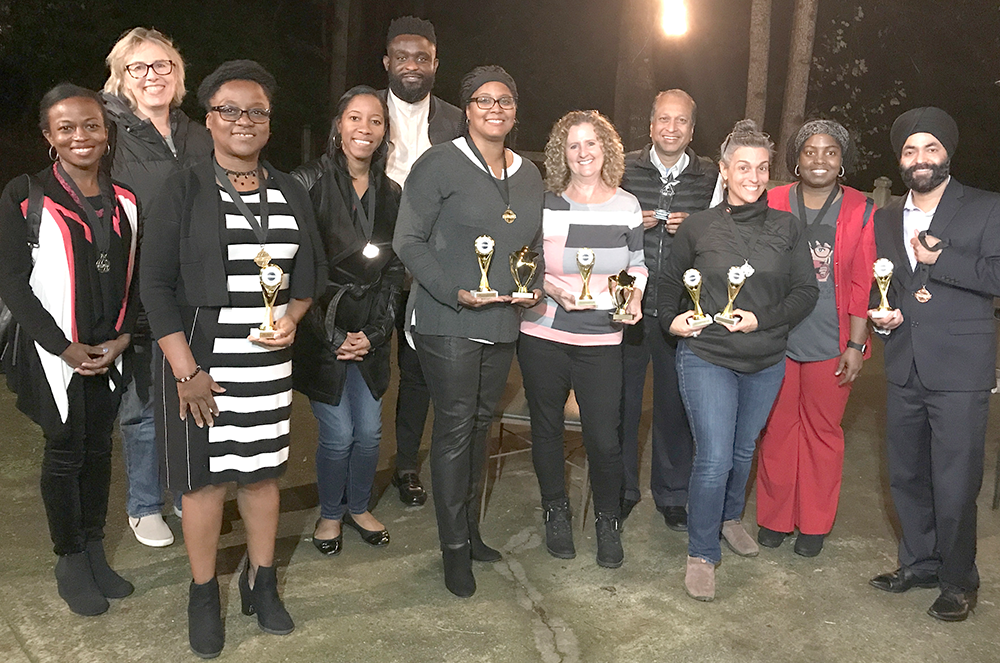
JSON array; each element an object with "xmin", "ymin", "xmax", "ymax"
[
  {"xmin": 441, "ymin": 545, "xmax": 476, "ymax": 597},
  {"xmin": 468, "ymin": 521, "xmax": 502, "ymax": 562},
  {"xmin": 188, "ymin": 578, "xmax": 224, "ymax": 659},
  {"xmin": 85, "ymin": 539, "xmax": 133, "ymax": 598},
  {"xmin": 594, "ymin": 512, "xmax": 623, "ymax": 569},
  {"xmin": 239, "ymin": 562, "xmax": 294, "ymax": 635},
  {"xmin": 542, "ymin": 497, "xmax": 576, "ymax": 559},
  {"xmin": 55, "ymin": 552, "xmax": 109, "ymax": 616}
]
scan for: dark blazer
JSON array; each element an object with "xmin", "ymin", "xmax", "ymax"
[
  {"xmin": 873, "ymin": 178, "xmax": 1000, "ymax": 391},
  {"xmin": 377, "ymin": 89, "xmax": 464, "ymax": 146},
  {"xmin": 290, "ymin": 153, "xmax": 403, "ymax": 405},
  {"xmin": 141, "ymin": 157, "xmax": 327, "ymax": 341}
]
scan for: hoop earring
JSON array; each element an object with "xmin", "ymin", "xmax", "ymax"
[
  {"xmin": 839, "ymin": 166, "xmax": 845, "ymax": 178},
  {"xmin": 49, "ymin": 145, "xmax": 58, "ymax": 161},
  {"xmin": 794, "ymin": 165, "xmax": 800, "ymax": 177},
  {"xmin": 333, "ymin": 133, "xmax": 343, "ymax": 150},
  {"xmin": 105, "ymin": 143, "xmax": 111, "ymax": 156}
]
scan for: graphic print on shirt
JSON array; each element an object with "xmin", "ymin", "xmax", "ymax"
[{"xmin": 807, "ymin": 223, "xmax": 835, "ymax": 283}]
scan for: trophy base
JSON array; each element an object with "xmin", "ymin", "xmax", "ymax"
[
  {"xmin": 714, "ymin": 313, "xmax": 740, "ymax": 326},
  {"xmin": 511, "ymin": 291, "xmax": 535, "ymax": 300},
  {"xmin": 689, "ymin": 315, "xmax": 713, "ymax": 329},
  {"xmin": 474, "ymin": 289, "xmax": 498, "ymax": 299},
  {"xmin": 576, "ymin": 297, "xmax": 597, "ymax": 308},
  {"xmin": 250, "ymin": 327, "xmax": 278, "ymax": 339},
  {"xmin": 612, "ymin": 311, "xmax": 635, "ymax": 321},
  {"xmin": 870, "ymin": 309, "xmax": 891, "ymax": 320}
]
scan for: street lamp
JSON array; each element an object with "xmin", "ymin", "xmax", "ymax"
[{"xmin": 661, "ymin": 0, "xmax": 688, "ymax": 36}]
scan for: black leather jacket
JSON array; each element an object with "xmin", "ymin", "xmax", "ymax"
[{"xmin": 291, "ymin": 153, "xmax": 404, "ymax": 405}]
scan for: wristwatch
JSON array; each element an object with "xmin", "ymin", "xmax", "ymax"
[{"xmin": 846, "ymin": 340, "xmax": 866, "ymax": 353}]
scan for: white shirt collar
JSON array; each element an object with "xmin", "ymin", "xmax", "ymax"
[
  {"xmin": 454, "ymin": 137, "xmax": 522, "ymax": 177},
  {"xmin": 650, "ymin": 146, "xmax": 689, "ymax": 181},
  {"xmin": 387, "ymin": 89, "xmax": 431, "ymax": 117}
]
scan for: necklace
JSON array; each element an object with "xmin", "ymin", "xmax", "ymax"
[
  {"xmin": 225, "ymin": 166, "xmax": 260, "ymax": 181},
  {"xmin": 465, "ymin": 137, "xmax": 516, "ymax": 223}
]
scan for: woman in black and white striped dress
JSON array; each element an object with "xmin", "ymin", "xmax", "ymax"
[{"xmin": 142, "ymin": 61, "xmax": 324, "ymax": 659}]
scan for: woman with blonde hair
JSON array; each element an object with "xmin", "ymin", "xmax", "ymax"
[
  {"xmin": 519, "ymin": 110, "xmax": 646, "ymax": 568},
  {"xmin": 101, "ymin": 27, "xmax": 212, "ymax": 548}
]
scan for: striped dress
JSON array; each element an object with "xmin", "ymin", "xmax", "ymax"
[{"xmin": 159, "ymin": 180, "xmax": 300, "ymax": 492}]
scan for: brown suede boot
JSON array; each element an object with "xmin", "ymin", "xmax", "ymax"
[
  {"xmin": 721, "ymin": 519, "xmax": 759, "ymax": 557},
  {"xmin": 685, "ymin": 556, "xmax": 716, "ymax": 601}
]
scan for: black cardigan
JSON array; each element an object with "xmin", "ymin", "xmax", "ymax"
[
  {"xmin": 657, "ymin": 198, "xmax": 818, "ymax": 373},
  {"xmin": 140, "ymin": 157, "xmax": 327, "ymax": 341},
  {"xmin": 290, "ymin": 153, "xmax": 404, "ymax": 405}
]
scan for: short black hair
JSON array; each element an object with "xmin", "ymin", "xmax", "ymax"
[
  {"xmin": 197, "ymin": 59, "xmax": 277, "ymax": 112},
  {"xmin": 386, "ymin": 16, "xmax": 436, "ymax": 49},
  {"xmin": 326, "ymin": 85, "xmax": 390, "ymax": 163},
  {"xmin": 39, "ymin": 83, "xmax": 108, "ymax": 132}
]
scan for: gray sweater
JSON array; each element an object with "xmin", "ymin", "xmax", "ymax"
[{"xmin": 393, "ymin": 139, "xmax": 544, "ymax": 343}]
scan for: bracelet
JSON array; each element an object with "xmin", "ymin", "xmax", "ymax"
[
  {"xmin": 846, "ymin": 340, "xmax": 866, "ymax": 353},
  {"xmin": 175, "ymin": 365, "xmax": 202, "ymax": 383}
]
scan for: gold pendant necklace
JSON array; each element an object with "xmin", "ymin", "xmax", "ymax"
[
  {"xmin": 503, "ymin": 207, "xmax": 517, "ymax": 224},
  {"xmin": 254, "ymin": 247, "xmax": 271, "ymax": 268}
]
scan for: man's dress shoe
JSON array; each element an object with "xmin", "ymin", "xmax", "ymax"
[{"xmin": 869, "ymin": 567, "xmax": 938, "ymax": 593}]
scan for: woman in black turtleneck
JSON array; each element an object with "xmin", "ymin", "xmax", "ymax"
[{"xmin": 657, "ymin": 119, "xmax": 818, "ymax": 602}]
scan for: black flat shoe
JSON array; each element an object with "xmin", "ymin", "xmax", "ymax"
[
  {"xmin": 793, "ymin": 533, "xmax": 825, "ymax": 557},
  {"xmin": 757, "ymin": 526, "xmax": 790, "ymax": 548},
  {"xmin": 927, "ymin": 589, "xmax": 977, "ymax": 622},
  {"xmin": 392, "ymin": 471, "xmax": 427, "ymax": 506},
  {"xmin": 658, "ymin": 505, "xmax": 688, "ymax": 532},
  {"xmin": 344, "ymin": 514, "xmax": 390, "ymax": 546},
  {"xmin": 869, "ymin": 567, "xmax": 938, "ymax": 593},
  {"xmin": 311, "ymin": 519, "xmax": 343, "ymax": 556}
]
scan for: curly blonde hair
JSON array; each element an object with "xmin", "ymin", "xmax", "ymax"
[
  {"xmin": 103, "ymin": 27, "xmax": 186, "ymax": 110},
  {"xmin": 543, "ymin": 110, "xmax": 625, "ymax": 193}
]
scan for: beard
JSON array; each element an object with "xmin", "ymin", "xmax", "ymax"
[
  {"xmin": 388, "ymin": 71, "xmax": 435, "ymax": 104},
  {"xmin": 900, "ymin": 159, "xmax": 950, "ymax": 194}
]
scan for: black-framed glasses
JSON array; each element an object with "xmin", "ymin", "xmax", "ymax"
[
  {"xmin": 210, "ymin": 106, "xmax": 272, "ymax": 124},
  {"xmin": 125, "ymin": 60, "xmax": 175, "ymax": 78},
  {"xmin": 473, "ymin": 95, "xmax": 516, "ymax": 110}
]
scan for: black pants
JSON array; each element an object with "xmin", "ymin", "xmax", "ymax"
[
  {"xmin": 621, "ymin": 316, "xmax": 693, "ymax": 507},
  {"xmin": 886, "ymin": 362, "xmax": 988, "ymax": 593},
  {"xmin": 394, "ymin": 310, "xmax": 429, "ymax": 473},
  {"xmin": 518, "ymin": 334, "xmax": 623, "ymax": 516},
  {"xmin": 41, "ymin": 374, "xmax": 118, "ymax": 555},
  {"xmin": 414, "ymin": 333, "xmax": 514, "ymax": 547}
]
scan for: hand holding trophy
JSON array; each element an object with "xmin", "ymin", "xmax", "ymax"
[
  {"xmin": 474, "ymin": 235, "xmax": 499, "ymax": 299},
  {"xmin": 576, "ymin": 248, "xmax": 597, "ymax": 308},
  {"xmin": 608, "ymin": 270, "xmax": 636, "ymax": 321},
  {"xmin": 683, "ymin": 269, "xmax": 713, "ymax": 329},
  {"xmin": 871, "ymin": 258, "xmax": 894, "ymax": 319},
  {"xmin": 714, "ymin": 266, "xmax": 747, "ymax": 325},
  {"xmin": 250, "ymin": 264, "xmax": 285, "ymax": 339},
  {"xmin": 509, "ymin": 246, "xmax": 539, "ymax": 300}
]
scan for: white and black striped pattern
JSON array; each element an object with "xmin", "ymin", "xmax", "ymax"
[{"xmin": 204, "ymin": 183, "xmax": 299, "ymax": 478}]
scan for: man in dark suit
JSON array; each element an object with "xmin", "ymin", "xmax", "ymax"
[
  {"xmin": 379, "ymin": 16, "xmax": 464, "ymax": 507},
  {"xmin": 867, "ymin": 107, "xmax": 1000, "ymax": 622}
]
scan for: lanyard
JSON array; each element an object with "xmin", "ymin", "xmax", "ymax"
[
  {"xmin": 54, "ymin": 162, "xmax": 114, "ymax": 273},
  {"xmin": 214, "ymin": 159, "xmax": 268, "ymax": 246},
  {"xmin": 464, "ymin": 136, "xmax": 516, "ymax": 223},
  {"xmin": 794, "ymin": 183, "xmax": 840, "ymax": 228},
  {"xmin": 351, "ymin": 183, "xmax": 376, "ymax": 241}
]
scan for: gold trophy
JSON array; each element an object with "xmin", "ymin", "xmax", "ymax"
[
  {"xmin": 474, "ymin": 235, "xmax": 498, "ymax": 299},
  {"xmin": 608, "ymin": 270, "xmax": 636, "ymax": 321},
  {"xmin": 714, "ymin": 266, "xmax": 747, "ymax": 325},
  {"xmin": 682, "ymin": 269, "xmax": 713, "ymax": 329},
  {"xmin": 509, "ymin": 246, "xmax": 539, "ymax": 300},
  {"xmin": 576, "ymin": 248, "xmax": 597, "ymax": 307},
  {"xmin": 250, "ymin": 263, "xmax": 284, "ymax": 339},
  {"xmin": 871, "ymin": 258, "xmax": 894, "ymax": 319}
]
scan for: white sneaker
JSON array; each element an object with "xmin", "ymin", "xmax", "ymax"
[
  {"xmin": 128, "ymin": 514, "xmax": 175, "ymax": 547},
  {"xmin": 173, "ymin": 503, "xmax": 183, "ymax": 519}
]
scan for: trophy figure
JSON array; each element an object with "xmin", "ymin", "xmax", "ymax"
[
  {"xmin": 474, "ymin": 235, "xmax": 498, "ymax": 299},
  {"xmin": 714, "ymin": 266, "xmax": 748, "ymax": 325},
  {"xmin": 576, "ymin": 248, "xmax": 597, "ymax": 307},
  {"xmin": 871, "ymin": 258, "xmax": 894, "ymax": 319},
  {"xmin": 250, "ymin": 264, "xmax": 284, "ymax": 339},
  {"xmin": 608, "ymin": 270, "xmax": 636, "ymax": 321},
  {"xmin": 682, "ymin": 268, "xmax": 713, "ymax": 329},
  {"xmin": 509, "ymin": 246, "xmax": 539, "ymax": 300}
]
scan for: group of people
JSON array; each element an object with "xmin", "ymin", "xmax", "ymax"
[{"xmin": 0, "ymin": 13, "xmax": 996, "ymax": 660}]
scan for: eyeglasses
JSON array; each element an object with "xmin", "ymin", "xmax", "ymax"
[
  {"xmin": 210, "ymin": 106, "xmax": 272, "ymax": 124},
  {"xmin": 125, "ymin": 60, "xmax": 175, "ymax": 78},
  {"xmin": 473, "ymin": 95, "xmax": 516, "ymax": 110}
]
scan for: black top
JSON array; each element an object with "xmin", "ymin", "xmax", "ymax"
[{"xmin": 657, "ymin": 193, "xmax": 819, "ymax": 373}]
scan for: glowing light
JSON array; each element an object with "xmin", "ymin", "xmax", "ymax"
[{"xmin": 661, "ymin": 0, "xmax": 689, "ymax": 37}]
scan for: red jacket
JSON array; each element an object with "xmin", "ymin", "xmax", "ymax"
[{"xmin": 769, "ymin": 183, "xmax": 876, "ymax": 359}]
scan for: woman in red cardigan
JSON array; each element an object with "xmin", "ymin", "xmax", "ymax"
[{"xmin": 755, "ymin": 119, "xmax": 876, "ymax": 557}]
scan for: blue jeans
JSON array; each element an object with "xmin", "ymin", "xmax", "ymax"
[
  {"xmin": 676, "ymin": 342, "xmax": 785, "ymax": 564},
  {"xmin": 119, "ymin": 356, "xmax": 163, "ymax": 518},
  {"xmin": 311, "ymin": 365, "xmax": 383, "ymax": 521}
]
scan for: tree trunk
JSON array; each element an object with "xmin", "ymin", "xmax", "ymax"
[
  {"xmin": 613, "ymin": 0, "xmax": 657, "ymax": 151},
  {"xmin": 775, "ymin": 0, "xmax": 819, "ymax": 180},
  {"xmin": 745, "ymin": 0, "xmax": 772, "ymax": 127},
  {"xmin": 327, "ymin": 0, "xmax": 351, "ymax": 113}
]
